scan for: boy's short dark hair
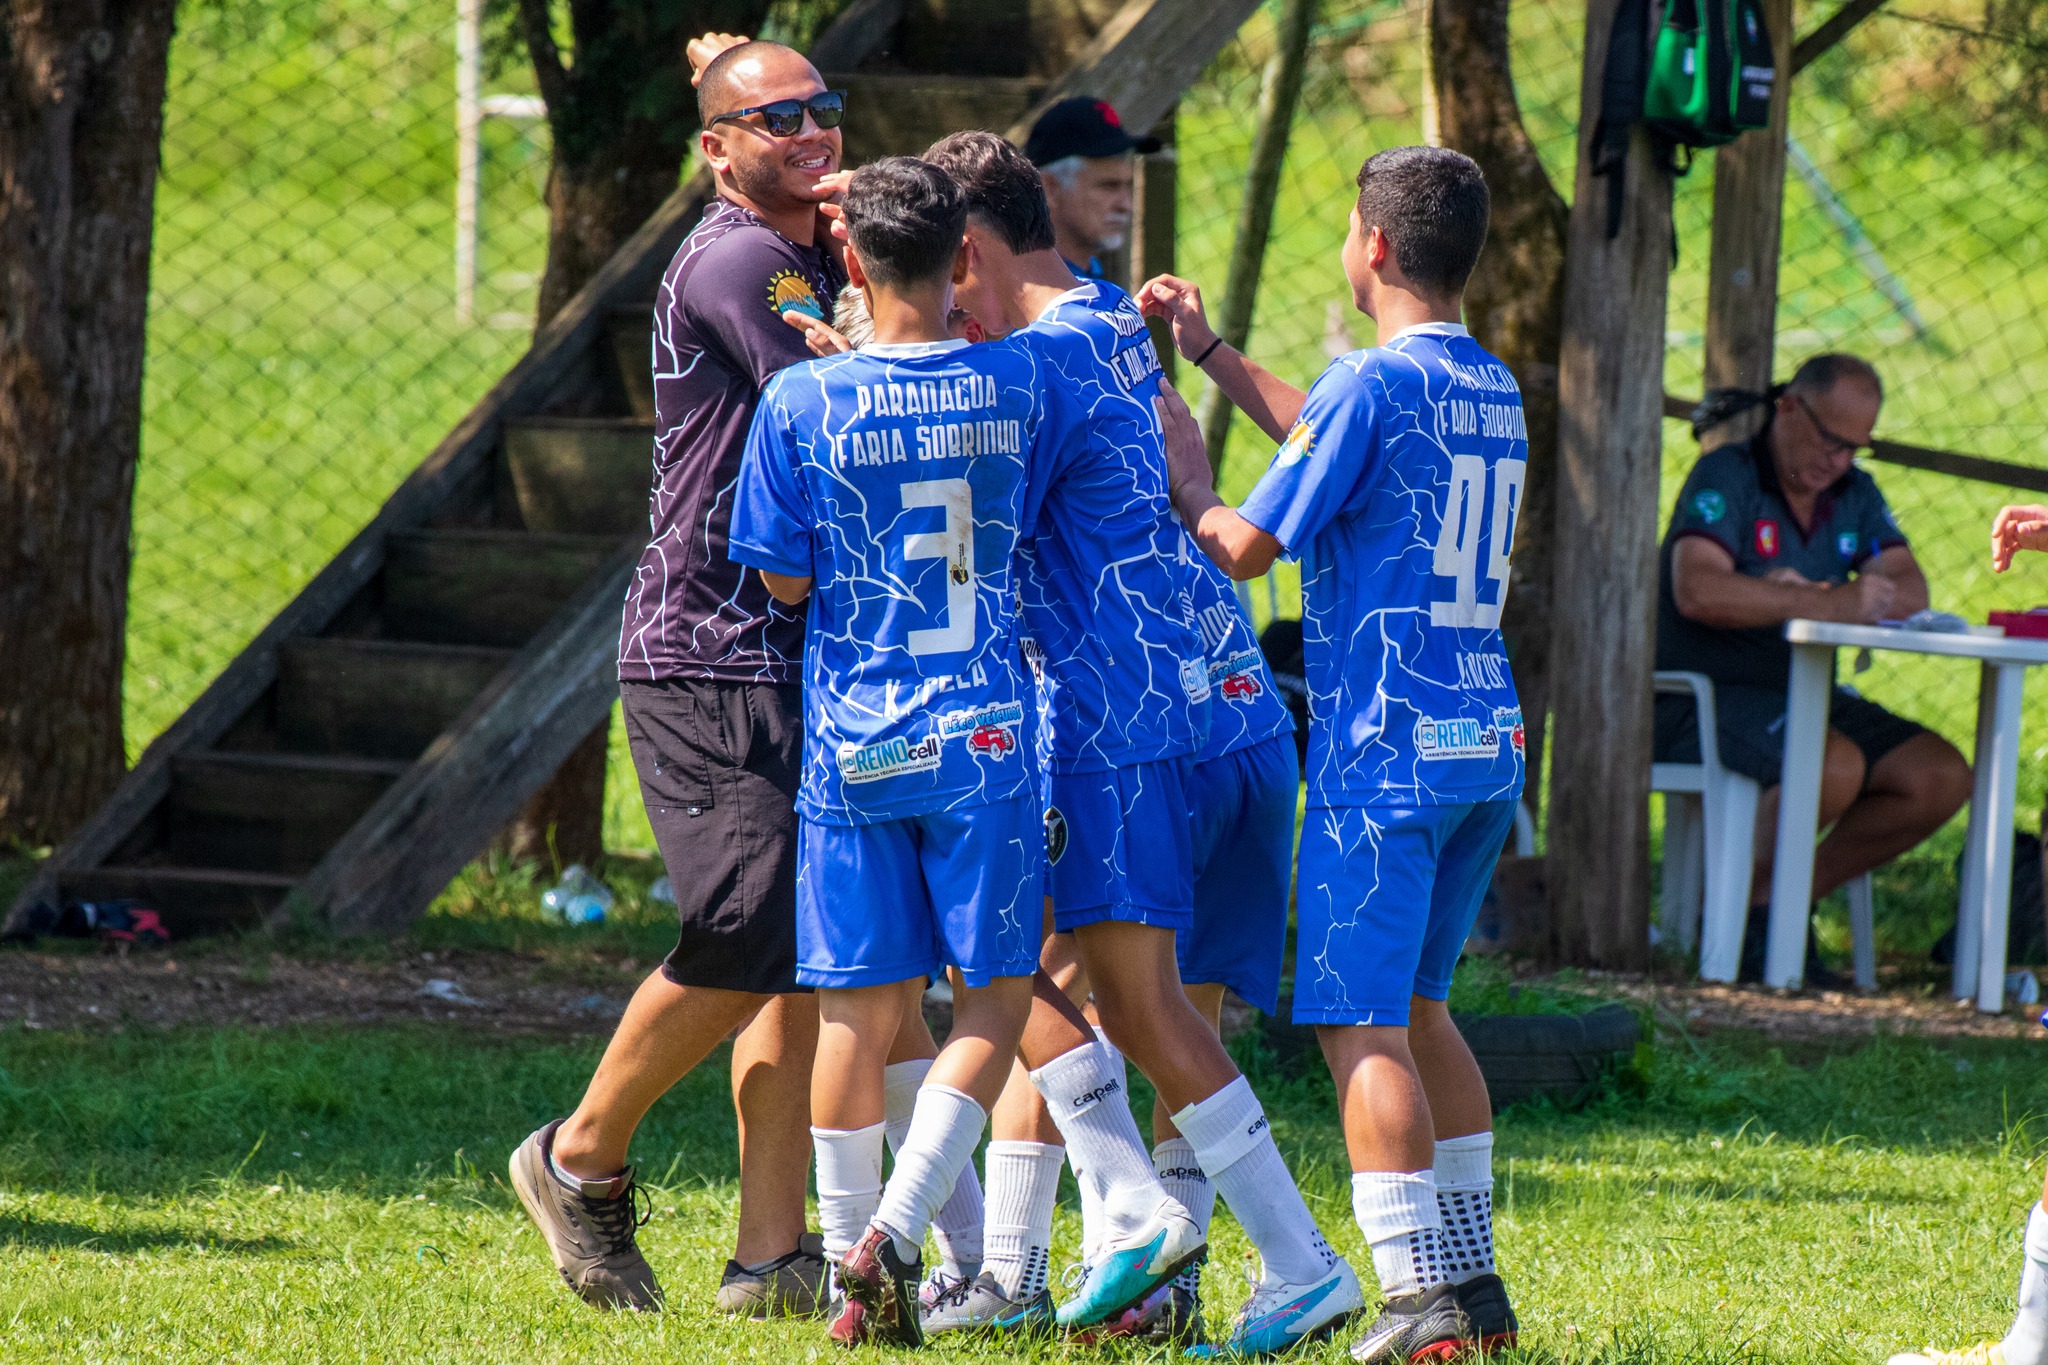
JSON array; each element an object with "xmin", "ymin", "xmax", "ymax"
[
  {"xmin": 1353, "ymin": 146, "xmax": 1490, "ymax": 297},
  {"xmin": 921, "ymin": 130, "xmax": 1056, "ymax": 256},
  {"xmin": 842, "ymin": 157, "xmax": 968, "ymax": 289}
]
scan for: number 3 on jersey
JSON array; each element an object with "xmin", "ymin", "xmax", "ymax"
[
  {"xmin": 1430, "ymin": 455, "xmax": 1527, "ymax": 628},
  {"xmin": 902, "ymin": 477, "xmax": 975, "ymax": 655}
]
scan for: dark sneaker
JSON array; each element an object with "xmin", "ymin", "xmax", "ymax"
[
  {"xmin": 1347, "ymin": 1281, "xmax": 1474, "ymax": 1364},
  {"xmin": 830, "ymin": 1226, "xmax": 924, "ymax": 1348},
  {"xmin": 920, "ymin": 1269, "xmax": 1054, "ymax": 1337},
  {"xmin": 508, "ymin": 1120, "xmax": 662, "ymax": 1311},
  {"xmin": 1451, "ymin": 1274, "xmax": 1518, "ymax": 1354},
  {"xmin": 717, "ymin": 1231, "xmax": 827, "ymax": 1318}
]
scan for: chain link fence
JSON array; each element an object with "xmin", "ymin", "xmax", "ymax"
[{"xmin": 136, "ymin": 0, "xmax": 2048, "ymax": 946}]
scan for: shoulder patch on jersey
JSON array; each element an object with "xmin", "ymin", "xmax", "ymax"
[
  {"xmin": 1692, "ymin": 489, "xmax": 1726, "ymax": 524},
  {"xmin": 1838, "ymin": 530, "xmax": 1858, "ymax": 558},
  {"xmin": 1276, "ymin": 419, "xmax": 1316, "ymax": 468},
  {"xmin": 766, "ymin": 269, "xmax": 824, "ymax": 321}
]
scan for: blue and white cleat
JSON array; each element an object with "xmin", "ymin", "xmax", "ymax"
[
  {"xmin": 1053, "ymin": 1198, "xmax": 1206, "ymax": 1329},
  {"xmin": 1187, "ymin": 1256, "xmax": 1365, "ymax": 1358}
]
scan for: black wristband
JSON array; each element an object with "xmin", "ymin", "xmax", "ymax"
[{"xmin": 1190, "ymin": 335, "xmax": 1223, "ymax": 367}]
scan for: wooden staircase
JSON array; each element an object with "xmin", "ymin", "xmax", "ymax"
[{"xmin": 7, "ymin": 0, "xmax": 1256, "ymax": 940}]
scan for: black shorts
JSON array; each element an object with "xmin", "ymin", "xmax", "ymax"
[
  {"xmin": 1653, "ymin": 682, "xmax": 1928, "ymax": 788},
  {"xmin": 621, "ymin": 677, "xmax": 808, "ymax": 996}
]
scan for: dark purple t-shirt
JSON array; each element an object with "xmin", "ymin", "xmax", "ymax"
[{"xmin": 618, "ymin": 197, "xmax": 845, "ymax": 683}]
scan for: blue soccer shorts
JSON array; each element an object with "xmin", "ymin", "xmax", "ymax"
[
  {"xmin": 1181, "ymin": 734, "xmax": 1299, "ymax": 1013},
  {"xmin": 1045, "ymin": 755, "xmax": 1196, "ymax": 934},
  {"xmin": 795, "ymin": 793, "xmax": 1043, "ymax": 990},
  {"xmin": 1291, "ymin": 799, "xmax": 1518, "ymax": 1026}
]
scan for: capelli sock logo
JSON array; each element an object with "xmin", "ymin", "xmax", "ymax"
[
  {"xmin": 1072, "ymin": 1079, "xmax": 1122, "ymax": 1108},
  {"xmin": 1157, "ymin": 1166, "xmax": 1207, "ymax": 1183},
  {"xmin": 1245, "ymin": 1115, "xmax": 1270, "ymax": 1138}
]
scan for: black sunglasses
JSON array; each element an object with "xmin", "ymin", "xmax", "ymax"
[
  {"xmin": 1795, "ymin": 394, "xmax": 1871, "ymax": 458},
  {"xmin": 709, "ymin": 90, "xmax": 846, "ymax": 138}
]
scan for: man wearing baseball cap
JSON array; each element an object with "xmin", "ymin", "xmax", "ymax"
[{"xmin": 1023, "ymin": 95, "xmax": 1160, "ymax": 281}]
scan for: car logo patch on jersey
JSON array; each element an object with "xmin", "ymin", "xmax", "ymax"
[
  {"xmin": 1043, "ymin": 807, "xmax": 1068, "ymax": 865},
  {"xmin": 766, "ymin": 269, "xmax": 825, "ymax": 321},
  {"xmin": 1754, "ymin": 519, "xmax": 1779, "ymax": 557},
  {"xmin": 1692, "ymin": 489, "xmax": 1726, "ymax": 524},
  {"xmin": 1494, "ymin": 707, "xmax": 1525, "ymax": 755},
  {"xmin": 1220, "ymin": 672, "xmax": 1263, "ymax": 703},
  {"xmin": 1275, "ymin": 419, "xmax": 1316, "ymax": 467},
  {"xmin": 1414, "ymin": 715, "xmax": 1500, "ymax": 761}
]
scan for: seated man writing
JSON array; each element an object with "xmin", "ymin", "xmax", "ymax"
[{"xmin": 1656, "ymin": 352, "xmax": 1972, "ymax": 985}]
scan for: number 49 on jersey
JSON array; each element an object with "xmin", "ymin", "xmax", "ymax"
[{"xmin": 1431, "ymin": 455, "xmax": 1527, "ymax": 629}]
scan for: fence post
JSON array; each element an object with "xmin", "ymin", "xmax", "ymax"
[
  {"xmin": 1129, "ymin": 112, "xmax": 1178, "ymax": 383},
  {"xmin": 1197, "ymin": 0, "xmax": 1317, "ymax": 476},
  {"xmin": 1701, "ymin": 0, "xmax": 1793, "ymax": 440},
  {"xmin": 1546, "ymin": 0, "xmax": 1673, "ymax": 969}
]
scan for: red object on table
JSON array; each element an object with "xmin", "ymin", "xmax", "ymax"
[{"xmin": 1989, "ymin": 609, "xmax": 2048, "ymax": 639}]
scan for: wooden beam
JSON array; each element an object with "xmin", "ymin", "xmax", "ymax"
[
  {"xmin": 1702, "ymin": 0, "xmax": 1793, "ymax": 444},
  {"xmin": 1196, "ymin": 0, "xmax": 1315, "ymax": 474},
  {"xmin": 1005, "ymin": 0, "xmax": 1265, "ymax": 143},
  {"xmin": 1546, "ymin": 0, "xmax": 1674, "ymax": 971},
  {"xmin": 301, "ymin": 546, "xmax": 640, "ymax": 935},
  {"xmin": 808, "ymin": 0, "xmax": 905, "ymax": 70},
  {"xmin": 1, "ymin": 172, "xmax": 713, "ymax": 934},
  {"xmin": 1793, "ymin": 0, "xmax": 1888, "ymax": 73},
  {"xmin": 1128, "ymin": 112, "xmax": 1179, "ymax": 379}
]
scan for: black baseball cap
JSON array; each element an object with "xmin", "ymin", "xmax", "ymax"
[{"xmin": 1024, "ymin": 96, "xmax": 1161, "ymax": 165}]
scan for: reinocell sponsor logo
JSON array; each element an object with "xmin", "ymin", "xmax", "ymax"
[
  {"xmin": 1179, "ymin": 656, "xmax": 1212, "ymax": 703},
  {"xmin": 1414, "ymin": 715, "xmax": 1500, "ymax": 761},
  {"xmin": 936, "ymin": 700, "xmax": 1025, "ymax": 740},
  {"xmin": 836, "ymin": 734, "xmax": 943, "ymax": 784}
]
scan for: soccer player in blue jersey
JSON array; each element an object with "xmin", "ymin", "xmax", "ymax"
[
  {"xmin": 920, "ymin": 131, "xmax": 1361, "ymax": 1355},
  {"xmin": 1149, "ymin": 145, "xmax": 1528, "ymax": 1363},
  {"xmin": 730, "ymin": 157, "xmax": 1202, "ymax": 1349}
]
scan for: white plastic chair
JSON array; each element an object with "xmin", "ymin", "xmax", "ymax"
[{"xmin": 1651, "ymin": 671, "xmax": 1876, "ymax": 989}]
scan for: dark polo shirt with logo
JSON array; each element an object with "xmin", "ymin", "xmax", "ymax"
[
  {"xmin": 1656, "ymin": 433, "xmax": 1908, "ymax": 691},
  {"xmin": 618, "ymin": 197, "xmax": 846, "ymax": 683}
]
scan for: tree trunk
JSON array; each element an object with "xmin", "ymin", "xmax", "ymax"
[
  {"xmin": 0, "ymin": 0, "xmax": 177, "ymax": 847},
  {"xmin": 505, "ymin": 0, "xmax": 774, "ymax": 868},
  {"xmin": 1425, "ymin": 0, "xmax": 1569, "ymax": 804},
  {"xmin": 1545, "ymin": 0, "xmax": 1674, "ymax": 970}
]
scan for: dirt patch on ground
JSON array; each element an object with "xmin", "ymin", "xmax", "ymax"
[
  {"xmin": 0, "ymin": 947, "xmax": 641, "ymax": 1034},
  {"xmin": 1573, "ymin": 968, "xmax": 2046, "ymax": 1043}
]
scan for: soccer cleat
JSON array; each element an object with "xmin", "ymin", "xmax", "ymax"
[
  {"xmin": 1054, "ymin": 1198, "xmax": 1207, "ymax": 1328},
  {"xmin": 919, "ymin": 1268, "xmax": 970, "ymax": 1314},
  {"xmin": 1888, "ymin": 1345, "xmax": 2007, "ymax": 1365},
  {"xmin": 508, "ymin": 1120, "xmax": 664, "ymax": 1311},
  {"xmin": 830, "ymin": 1226, "xmax": 925, "ymax": 1348},
  {"xmin": 1189, "ymin": 1256, "xmax": 1366, "ymax": 1358},
  {"xmin": 716, "ymin": 1231, "xmax": 827, "ymax": 1318},
  {"xmin": 920, "ymin": 1269, "xmax": 1056, "ymax": 1337},
  {"xmin": 1074, "ymin": 1276, "xmax": 1207, "ymax": 1345},
  {"xmin": 1347, "ymin": 1280, "xmax": 1475, "ymax": 1364},
  {"xmin": 1451, "ymin": 1273, "xmax": 1518, "ymax": 1354}
]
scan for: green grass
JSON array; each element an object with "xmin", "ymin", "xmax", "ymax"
[{"xmin": 2, "ymin": 1006, "xmax": 2042, "ymax": 1361}]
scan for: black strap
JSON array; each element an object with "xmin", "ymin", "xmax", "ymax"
[{"xmin": 1591, "ymin": 0, "xmax": 1653, "ymax": 239}]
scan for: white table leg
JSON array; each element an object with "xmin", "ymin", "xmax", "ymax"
[
  {"xmin": 1766, "ymin": 643, "xmax": 1834, "ymax": 989},
  {"xmin": 1952, "ymin": 664, "xmax": 2002, "ymax": 999},
  {"xmin": 1971, "ymin": 663, "xmax": 2026, "ymax": 1012}
]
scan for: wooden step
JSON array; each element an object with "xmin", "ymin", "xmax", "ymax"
[
  {"xmin": 276, "ymin": 638, "xmax": 514, "ymax": 761},
  {"xmin": 61, "ymin": 865, "xmax": 297, "ymax": 937},
  {"xmin": 164, "ymin": 752, "xmax": 408, "ymax": 875},
  {"xmin": 501, "ymin": 417, "xmax": 654, "ymax": 536},
  {"xmin": 606, "ymin": 305, "xmax": 655, "ymax": 421},
  {"xmin": 383, "ymin": 528, "xmax": 620, "ymax": 647}
]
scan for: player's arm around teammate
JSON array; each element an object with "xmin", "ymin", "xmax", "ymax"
[{"xmin": 1162, "ymin": 148, "xmax": 1529, "ymax": 1364}]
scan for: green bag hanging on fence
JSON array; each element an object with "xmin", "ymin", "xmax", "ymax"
[{"xmin": 1644, "ymin": 0, "xmax": 1776, "ymax": 149}]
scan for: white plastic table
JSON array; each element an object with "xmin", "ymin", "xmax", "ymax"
[{"xmin": 1768, "ymin": 619, "xmax": 2048, "ymax": 1009}]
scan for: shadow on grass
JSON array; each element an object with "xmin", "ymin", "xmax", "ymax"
[{"xmin": 0, "ymin": 1215, "xmax": 292, "ymax": 1256}]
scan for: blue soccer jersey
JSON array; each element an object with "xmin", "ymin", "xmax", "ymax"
[
  {"xmin": 1016, "ymin": 281, "xmax": 1211, "ymax": 774},
  {"xmin": 1184, "ymin": 537, "xmax": 1294, "ymax": 762},
  {"xmin": 1239, "ymin": 322, "xmax": 1527, "ymax": 807},
  {"xmin": 730, "ymin": 337, "xmax": 1057, "ymax": 825}
]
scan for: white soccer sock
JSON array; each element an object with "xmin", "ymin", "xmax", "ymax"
[
  {"xmin": 1352, "ymin": 1170, "xmax": 1447, "ymax": 1297},
  {"xmin": 1155, "ymin": 1137, "xmax": 1214, "ymax": 1293},
  {"xmin": 1173, "ymin": 1076, "xmax": 1337, "ymax": 1287},
  {"xmin": 1076, "ymin": 1026, "xmax": 1127, "ymax": 1264},
  {"xmin": 1031, "ymin": 1041, "xmax": 1170, "ymax": 1247},
  {"xmin": 982, "ymin": 1139, "xmax": 1064, "ymax": 1301},
  {"xmin": 1434, "ymin": 1132, "xmax": 1496, "ymax": 1285},
  {"xmin": 873, "ymin": 1085, "xmax": 986, "ymax": 1264},
  {"xmin": 813, "ymin": 1123, "xmax": 886, "ymax": 1261},
  {"xmin": 885, "ymin": 1060, "xmax": 985, "ymax": 1278},
  {"xmin": 2003, "ymin": 1202, "xmax": 2048, "ymax": 1365}
]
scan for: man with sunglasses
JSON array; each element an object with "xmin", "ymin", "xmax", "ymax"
[
  {"xmin": 512, "ymin": 38, "xmax": 861, "ymax": 1320},
  {"xmin": 1655, "ymin": 352, "xmax": 1971, "ymax": 985}
]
